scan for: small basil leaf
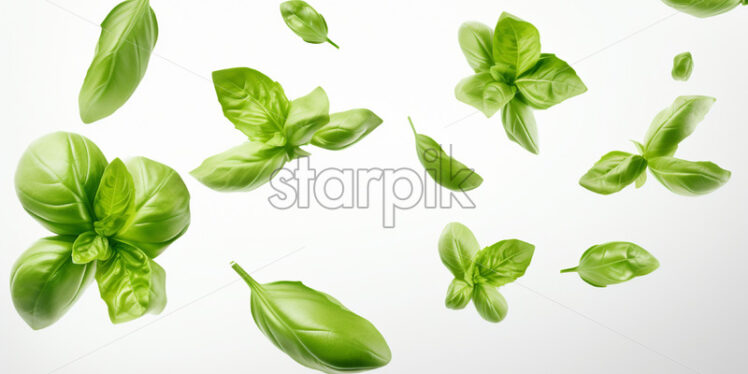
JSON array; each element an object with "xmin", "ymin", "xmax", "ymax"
[
  {"xmin": 191, "ymin": 142, "xmax": 289, "ymax": 193},
  {"xmin": 438, "ymin": 222, "xmax": 480, "ymax": 280},
  {"xmin": 472, "ymin": 284, "xmax": 508, "ymax": 323},
  {"xmin": 501, "ymin": 98, "xmax": 540, "ymax": 154},
  {"xmin": 280, "ymin": 0, "xmax": 338, "ymax": 48},
  {"xmin": 660, "ymin": 0, "xmax": 743, "ymax": 17},
  {"xmin": 672, "ymin": 52, "xmax": 694, "ymax": 81},
  {"xmin": 514, "ymin": 54, "xmax": 587, "ymax": 110},
  {"xmin": 455, "ymin": 73, "xmax": 515, "ymax": 117},
  {"xmin": 284, "ymin": 87, "xmax": 330, "ymax": 146},
  {"xmin": 212, "ymin": 68, "xmax": 290, "ymax": 146},
  {"xmin": 635, "ymin": 169, "xmax": 648, "ymax": 189},
  {"xmin": 445, "ymin": 279, "xmax": 473, "ymax": 310},
  {"xmin": 79, "ymin": 0, "xmax": 158, "ymax": 123},
  {"xmin": 648, "ymin": 156, "xmax": 731, "ymax": 196},
  {"xmin": 458, "ymin": 22, "xmax": 494, "ymax": 73},
  {"xmin": 472, "ymin": 239, "xmax": 535, "ymax": 287},
  {"xmin": 642, "ymin": 95, "xmax": 716, "ymax": 159},
  {"xmin": 96, "ymin": 242, "xmax": 166, "ymax": 323},
  {"xmin": 311, "ymin": 109, "xmax": 383, "ymax": 150},
  {"xmin": 561, "ymin": 242, "xmax": 659, "ymax": 287},
  {"xmin": 492, "ymin": 12, "xmax": 541, "ymax": 79},
  {"xmin": 93, "ymin": 158, "xmax": 135, "ymax": 237},
  {"xmin": 409, "ymin": 117, "xmax": 483, "ymax": 192},
  {"xmin": 579, "ymin": 151, "xmax": 648, "ymax": 195},
  {"xmin": 10, "ymin": 237, "xmax": 95, "ymax": 330},
  {"xmin": 231, "ymin": 262, "xmax": 391, "ymax": 372},
  {"xmin": 72, "ymin": 232, "xmax": 113, "ymax": 264}
]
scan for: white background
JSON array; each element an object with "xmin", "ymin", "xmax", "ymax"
[{"xmin": 1, "ymin": 0, "xmax": 747, "ymax": 373}]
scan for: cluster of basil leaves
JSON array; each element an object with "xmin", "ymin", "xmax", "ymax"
[
  {"xmin": 11, "ymin": 132, "xmax": 190, "ymax": 329},
  {"xmin": 661, "ymin": 0, "xmax": 747, "ymax": 17},
  {"xmin": 561, "ymin": 242, "xmax": 660, "ymax": 287}
]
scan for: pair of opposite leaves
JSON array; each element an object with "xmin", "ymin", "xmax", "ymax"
[
  {"xmin": 662, "ymin": 0, "xmax": 747, "ymax": 17},
  {"xmin": 12, "ymin": 132, "xmax": 191, "ymax": 329}
]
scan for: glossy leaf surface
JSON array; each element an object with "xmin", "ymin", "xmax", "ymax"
[
  {"xmin": 472, "ymin": 284, "xmax": 508, "ymax": 323},
  {"xmin": 445, "ymin": 279, "xmax": 473, "ymax": 310},
  {"xmin": 311, "ymin": 109, "xmax": 383, "ymax": 150},
  {"xmin": 472, "ymin": 239, "xmax": 535, "ymax": 287},
  {"xmin": 280, "ymin": 0, "xmax": 338, "ymax": 48},
  {"xmin": 672, "ymin": 52, "xmax": 694, "ymax": 81},
  {"xmin": 661, "ymin": 0, "xmax": 743, "ymax": 17},
  {"xmin": 562, "ymin": 242, "xmax": 659, "ymax": 287},
  {"xmin": 191, "ymin": 142, "xmax": 289, "ymax": 193},
  {"xmin": 492, "ymin": 12, "xmax": 541, "ymax": 79},
  {"xmin": 284, "ymin": 87, "xmax": 330, "ymax": 146},
  {"xmin": 648, "ymin": 157, "xmax": 731, "ymax": 196},
  {"xmin": 458, "ymin": 22, "xmax": 494, "ymax": 73},
  {"xmin": 93, "ymin": 158, "xmax": 135, "ymax": 237},
  {"xmin": 579, "ymin": 151, "xmax": 648, "ymax": 195},
  {"xmin": 515, "ymin": 54, "xmax": 587, "ymax": 110},
  {"xmin": 438, "ymin": 222, "xmax": 480, "ymax": 280},
  {"xmin": 642, "ymin": 95, "xmax": 715, "ymax": 159},
  {"xmin": 501, "ymin": 98, "xmax": 540, "ymax": 154},
  {"xmin": 72, "ymin": 232, "xmax": 112, "ymax": 264},
  {"xmin": 455, "ymin": 73, "xmax": 515, "ymax": 117}
]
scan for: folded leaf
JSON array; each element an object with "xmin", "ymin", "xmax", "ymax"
[
  {"xmin": 280, "ymin": 0, "xmax": 338, "ymax": 48},
  {"xmin": 472, "ymin": 239, "xmax": 535, "ymax": 287},
  {"xmin": 515, "ymin": 54, "xmax": 587, "ymax": 110},
  {"xmin": 438, "ymin": 222, "xmax": 480, "ymax": 280},
  {"xmin": 191, "ymin": 142, "xmax": 289, "ymax": 193},
  {"xmin": 561, "ymin": 242, "xmax": 659, "ymax": 287},
  {"xmin": 672, "ymin": 52, "xmax": 694, "ymax": 81},
  {"xmin": 311, "ymin": 109, "xmax": 383, "ymax": 150},
  {"xmin": 492, "ymin": 12, "xmax": 541, "ymax": 79},
  {"xmin": 458, "ymin": 22, "xmax": 494, "ymax": 73},
  {"xmin": 472, "ymin": 284, "xmax": 508, "ymax": 323},
  {"xmin": 455, "ymin": 73, "xmax": 515, "ymax": 117},
  {"xmin": 660, "ymin": 0, "xmax": 742, "ymax": 17},
  {"xmin": 642, "ymin": 95, "xmax": 715, "ymax": 159},
  {"xmin": 648, "ymin": 156, "xmax": 731, "ymax": 196},
  {"xmin": 501, "ymin": 98, "xmax": 540, "ymax": 154},
  {"xmin": 579, "ymin": 151, "xmax": 648, "ymax": 195},
  {"xmin": 445, "ymin": 279, "xmax": 473, "ymax": 310},
  {"xmin": 72, "ymin": 232, "xmax": 112, "ymax": 264},
  {"xmin": 284, "ymin": 87, "xmax": 330, "ymax": 146},
  {"xmin": 93, "ymin": 158, "xmax": 135, "ymax": 236}
]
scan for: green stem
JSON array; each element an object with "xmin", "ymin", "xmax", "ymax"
[
  {"xmin": 231, "ymin": 261, "xmax": 262, "ymax": 290},
  {"xmin": 326, "ymin": 38, "xmax": 339, "ymax": 49},
  {"xmin": 560, "ymin": 267, "xmax": 579, "ymax": 274},
  {"xmin": 407, "ymin": 116, "xmax": 417, "ymax": 136}
]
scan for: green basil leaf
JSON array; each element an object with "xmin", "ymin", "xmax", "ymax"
[
  {"xmin": 515, "ymin": 54, "xmax": 587, "ymax": 110},
  {"xmin": 672, "ymin": 52, "xmax": 694, "ymax": 81},
  {"xmin": 192, "ymin": 142, "xmax": 289, "ymax": 193},
  {"xmin": 93, "ymin": 158, "xmax": 135, "ymax": 237},
  {"xmin": 492, "ymin": 12, "xmax": 541, "ymax": 79},
  {"xmin": 284, "ymin": 87, "xmax": 330, "ymax": 146},
  {"xmin": 79, "ymin": 0, "xmax": 158, "ymax": 124},
  {"xmin": 635, "ymin": 169, "xmax": 648, "ymax": 189},
  {"xmin": 472, "ymin": 239, "xmax": 535, "ymax": 287},
  {"xmin": 231, "ymin": 262, "xmax": 391, "ymax": 372},
  {"xmin": 561, "ymin": 242, "xmax": 659, "ymax": 287},
  {"xmin": 114, "ymin": 157, "xmax": 191, "ymax": 258},
  {"xmin": 642, "ymin": 95, "xmax": 716, "ymax": 159},
  {"xmin": 501, "ymin": 98, "xmax": 540, "ymax": 154},
  {"xmin": 579, "ymin": 151, "xmax": 648, "ymax": 195},
  {"xmin": 72, "ymin": 232, "xmax": 113, "ymax": 264},
  {"xmin": 10, "ymin": 236, "xmax": 96, "ymax": 330},
  {"xmin": 661, "ymin": 0, "xmax": 743, "ymax": 17},
  {"xmin": 438, "ymin": 222, "xmax": 480, "ymax": 280},
  {"xmin": 648, "ymin": 156, "xmax": 731, "ymax": 196},
  {"xmin": 472, "ymin": 284, "xmax": 508, "ymax": 323},
  {"xmin": 212, "ymin": 68, "xmax": 290, "ymax": 146},
  {"xmin": 455, "ymin": 73, "xmax": 516, "ymax": 117},
  {"xmin": 311, "ymin": 109, "xmax": 383, "ymax": 150},
  {"xmin": 409, "ymin": 118, "xmax": 483, "ymax": 192},
  {"xmin": 445, "ymin": 279, "xmax": 473, "ymax": 310},
  {"xmin": 280, "ymin": 0, "xmax": 338, "ymax": 48},
  {"xmin": 458, "ymin": 22, "xmax": 494, "ymax": 73},
  {"xmin": 96, "ymin": 242, "xmax": 166, "ymax": 323},
  {"xmin": 15, "ymin": 132, "xmax": 108, "ymax": 235}
]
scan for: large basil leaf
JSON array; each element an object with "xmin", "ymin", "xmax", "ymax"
[
  {"xmin": 501, "ymin": 98, "xmax": 540, "ymax": 154},
  {"xmin": 514, "ymin": 54, "xmax": 587, "ymax": 110},
  {"xmin": 93, "ymin": 158, "xmax": 135, "ymax": 237},
  {"xmin": 672, "ymin": 52, "xmax": 694, "ymax": 81},
  {"xmin": 561, "ymin": 242, "xmax": 659, "ymax": 287},
  {"xmin": 492, "ymin": 12, "xmax": 541, "ymax": 79},
  {"xmin": 232, "ymin": 262, "xmax": 391, "ymax": 373},
  {"xmin": 311, "ymin": 109, "xmax": 383, "ymax": 150},
  {"xmin": 661, "ymin": 0, "xmax": 743, "ymax": 17},
  {"xmin": 458, "ymin": 22, "xmax": 494, "ymax": 73},
  {"xmin": 96, "ymin": 242, "xmax": 166, "ymax": 323},
  {"xmin": 72, "ymin": 231, "xmax": 113, "ymax": 265},
  {"xmin": 438, "ymin": 222, "xmax": 480, "ymax": 280},
  {"xmin": 455, "ymin": 73, "xmax": 516, "ymax": 117},
  {"xmin": 212, "ymin": 68, "xmax": 290, "ymax": 146},
  {"xmin": 10, "ymin": 237, "xmax": 95, "ymax": 330},
  {"xmin": 114, "ymin": 157, "xmax": 191, "ymax": 258},
  {"xmin": 15, "ymin": 132, "xmax": 108, "ymax": 235},
  {"xmin": 191, "ymin": 142, "xmax": 289, "ymax": 193},
  {"xmin": 284, "ymin": 87, "xmax": 330, "ymax": 146},
  {"xmin": 472, "ymin": 239, "xmax": 535, "ymax": 287},
  {"xmin": 472, "ymin": 284, "xmax": 508, "ymax": 323},
  {"xmin": 79, "ymin": 0, "xmax": 158, "ymax": 123},
  {"xmin": 579, "ymin": 151, "xmax": 648, "ymax": 195},
  {"xmin": 445, "ymin": 279, "xmax": 473, "ymax": 310},
  {"xmin": 648, "ymin": 157, "xmax": 731, "ymax": 196},
  {"xmin": 642, "ymin": 96, "xmax": 715, "ymax": 159},
  {"xmin": 280, "ymin": 0, "xmax": 338, "ymax": 48}
]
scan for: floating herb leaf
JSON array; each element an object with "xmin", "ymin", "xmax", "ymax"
[
  {"xmin": 661, "ymin": 0, "xmax": 745, "ymax": 17},
  {"xmin": 672, "ymin": 52, "xmax": 694, "ymax": 81},
  {"xmin": 280, "ymin": 0, "xmax": 338, "ymax": 48},
  {"xmin": 561, "ymin": 242, "xmax": 659, "ymax": 287}
]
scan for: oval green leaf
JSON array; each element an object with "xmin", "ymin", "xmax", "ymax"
[
  {"xmin": 284, "ymin": 87, "xmax": 330, "ymax": 146},
  {"xmin": 455, "ymin": 73, "xmax": 515, "ymax": 117},
  {"xmin": 561, "ymin": 241, "xmax": 659, "ymax": 287},
  {"xmin": 191, "ymin": 142, "xmax": 289, "ymax": 193},
  {"xmin": 672, "ymin": 52, "xmax": 694, "ymax": 81},
  {"xmin": 661, "ymin": 0, "xmax": 742, "ymax": 17},
  {"xmin": 280, "ymin": 0, "xmax": 338, "ymax": 48},
  {"xmin": 311, "ymin": 109, "xmax": 383, "ymax": 150},
  {"xmin": 501, "ymin": 98, "xmax": 540, "ymax": 154},
  {"xmin": 579, "ymin": 151, "xmax": 648, "ymax": 195},
  {"xmin": 642, "ymin": 95, "xmax": 716, "ymax": 159},
  {"xmin": 514, "ymin": 54, "xmax": 587, "ymax": 110},
  {"xmin": 472, "ymin": 284, "xmax": 508, "ymax": 323},
  {"xmin": 438, "ymin": 222, "xmax": 480, "ymax": 280},
  {"xmin": 72, "ymin": 231, "xmax": 113, "ymax": 264},
  {"xmin": 445, "ymin": 279, "xmax": 473, "ymax": 310},
  {"xmin": 93, "ymin": 158, "xmax": 135, "ymax": 237},
  {"xmin": 492, "ymin": 12, "xmax": 541, "ymax": 79},
  {"xmin": 472, "ymin": 239, "xmax": 535, "ymax": 287},
  {"xmin": 648, "ymin": 156, "xmax": 731, "ymax": 196},
  {"xmin": 458, "ymin": 21, "xmax": 494, "ymax": 73}
]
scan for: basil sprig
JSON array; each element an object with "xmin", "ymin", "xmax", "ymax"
[
  {"xmin": 580, "ymin": 95, "xmax": 731, "ymax": 196},
  {"xmin": 672, "ymin": 52, "xmax": 694, "ymax": 81},
  {"xmin": 561, "ymin": 242, "xmax": 659, "ymax": 287},
  {"xmin": 456, "ymin": 13, "xmax": 587, "ymax": 154},
  {"xmin": 439, "ymin": 222, "xmax": 534, "ymax": 323},
  {"xmin": 661, "ymin": 0, "xmax": 746, "ymax": 17},
  {"xmin": 280, "ymin": 0, "xmax": 338, "ymax": 48}
]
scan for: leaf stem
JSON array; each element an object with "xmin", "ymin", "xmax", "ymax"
[
  {"xmin": 560, "ymin": 267, "xmax": 579, "ymax": 273},
  {"xmin": 407, "ymin": 116, "xmax": 417, "ymax": 136},
  {"xmin": 326, "ymin": 38, "xmax": 340, "ymax": 49},
  {"xmin": 231, "ymin": 261, "xmax": 262, "ymax": 290}
]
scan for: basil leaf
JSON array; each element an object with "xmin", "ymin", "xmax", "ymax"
[
  {"xmin": 648, "ymin": 156, "xmax": 731, "ymax": 196},
  {"xmin": 579, "ymin": 151, "xmax": 648, "ymax": 195},
  {"xmin": 212, "ymin": 68, "xmax": 290, "ymax": 147},
  {"xmin": 280, "ymin": 0, "xmax": 339, "ymax": 48},
  {"xmin": 284, "ymin": 87, "xmax": 330, "ymax": 146},
  {"xmin": 72, "ymin": 232, "xmax": 113, "ymax": 264},
  {"xmin": 635, "ymin": 169, "xmax": 648, "ymax": 189},
  {"xmin": 311, "ymin": 109, "xmax": 383, "ymax": 150},
  {"xmin": 231, "ymin": 262, "xmax": 391, "ymax": 372},
  {"xmin": 561, "ymin": 242, "xmax": 659, "ymax": 287},
  {"xmin": 472, "ymin": 284, "xmax": 508, "ymax": 323},
  {"xmin": 79, "ymin": 0, "xmax": 158, "ymax": 123},
  {"xmin": 15, "ymin": 132, "xmax": 107, "ymax": 235},
  {"xmin": 642, "ymin": 95, "xmax": 716, "ymax": 159},
  {"xmin": 96, "ymin": 242, "xmax": 166, "ymax": 323},
  {"xmin": 492, "ymin": 12, "xmax": 541, "ymax": 79},
  {"xmin": 472, "ymin": 239, "xmax": 535, "ymax": 287},
  {"xmin": 114, "ymin": 157, "xmax": 191, "ymax": 258},
  {"xmin": 192, "ymin": 142, "xmax": 289, "ymax": 193},
  {"xmin": 10, "ymin": 237, "xmax": 96, "ymax": 330},
  {"xmin": 515, "ymin": 54, "xmax": 587, "ymax": 110},
  {"xmin": 661, "ymin": 0, "xmax": 743, "ymax": 17},
  {"xmin": 672, "ymin": 52, "xmax": 694, "ymax": 81},
  {"xmin": 409, "ymin": 117, "xmax": 483, "ymax": 192},
  {"xmin": 438, "ymin": 222, "xmax": 480, "ymax": 280},
  {"xmin": 455, "ymin": 73, "xmax": 516, "ymax": 117},
  {"xmin": 458, "ymin": 22, "xmax": 494, "ymax": 73},
  {"xmin": 93, "ymin": 158, "xmax": 135, "ymax": 237},
  {"xmin": 445, "ymin": 279, "xmax": 473, "ymax": 310},
  {"xmin": 501, "ymin": 98, "xmax": 540, "ymax": 154}
]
